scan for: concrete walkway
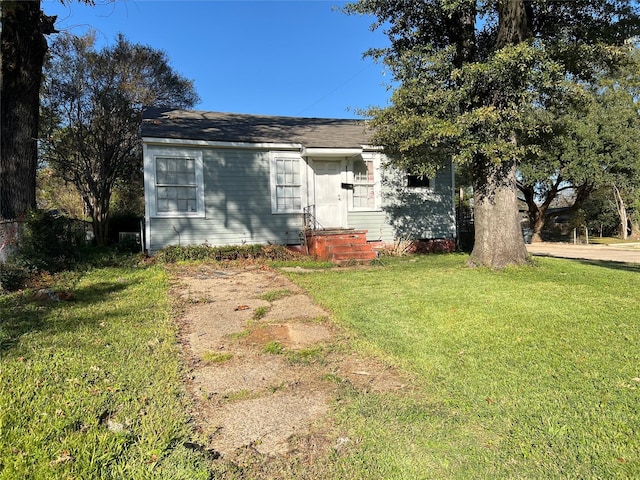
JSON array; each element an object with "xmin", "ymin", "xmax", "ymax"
[{"xmin": 526, "ymin": 242, "xmax": 640, "ymax": 264}]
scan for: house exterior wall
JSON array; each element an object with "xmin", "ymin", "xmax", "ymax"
[
  {"xmin": 144, "ymin": 143, "xmax": 304, "ymax": 252},
  {"xmin": 382, "ymin": 161, "xmax": 456, "ymax": 240},
  {"xmin": 143, "ymin": 140, "xmax": 455, "ymax": 253},
  {"xmin": 346, "ymin": 159, "xmax": 455, "ymax": 243}
]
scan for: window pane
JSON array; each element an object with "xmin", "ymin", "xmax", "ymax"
[
  {"xmin": 353, "ymin": 160, "xmax": 375, "ymax": 209},
  {"xmin": 407, "ymin": 174, "xmax": 430, "ymax": 188},
  {"xmin": 156, "ymin": 157, "xmax": 196, "ymax": 185},
  {"xmin": 353, "ymin": 160, "xmax": 367, "ymax": 182},
  {"xmin": 274, "ymin": 158, "xmax": 301, "ymax": 212},
  {"xmin": 157, "ymin": 186, "xmax": 196, "ymax": 212}
]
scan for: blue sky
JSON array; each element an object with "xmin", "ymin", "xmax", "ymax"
[{"xmin": 42, "ymin": 0, "xmax": 392, "ymax": 119}]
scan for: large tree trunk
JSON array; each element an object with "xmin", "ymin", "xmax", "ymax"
[
  {"xmin": 469, "ymin": 157, "xmax": 528, "ymax": 268},
  {"xmin": 0, "ymin": 1, "xmax": 55, "ymax": 220},
  {"xmin": 468, "ymin": 0, "xmax": 531, "ymax": 267}
]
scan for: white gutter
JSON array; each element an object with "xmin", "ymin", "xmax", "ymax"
[{"xmin": 142, "ymin": 137, "xmax": 302, "ymax": 151}]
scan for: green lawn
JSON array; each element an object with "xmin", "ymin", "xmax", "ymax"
[
  {"xmin": 2, "ymin": 254, "xmax": 639, "ymax": 479},
  {"xmin": 288, "ymin": 254, "xmax": 640, "ymax": 479},
  {"xmin": 0, "ymin": 264, "xmax": 209, "ymax": 479}
]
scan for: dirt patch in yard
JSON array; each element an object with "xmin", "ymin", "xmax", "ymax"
[{"xmin": 170, "ymin": 264, "xmax": 408, "ymax": 470}]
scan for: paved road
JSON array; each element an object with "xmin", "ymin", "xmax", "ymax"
[{"xmin": 526, "ymin": 242, "xmax": 640, "ymax": 264}]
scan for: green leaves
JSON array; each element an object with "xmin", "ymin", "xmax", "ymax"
[{"xmin": 40, "ymin": 32, "xmax": 200, "ymax": 245}]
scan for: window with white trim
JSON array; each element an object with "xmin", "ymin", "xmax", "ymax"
[
  {"xmin": 353, "ymin": 159, "xmax": 375, "ymax": 209},
  {"xmin": 271, "ymin": 154, "xmax": 302, "ymax": 213},
  {"xmin": 407, "ymin": 172, "xmax": 433, "ymax": 189},
  {"xmin": 150, "ymin": 152, "xmax": 204, "ymax": 218}
]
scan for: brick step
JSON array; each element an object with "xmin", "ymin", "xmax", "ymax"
[
  {"xmin": 326, "ymin": 244, "xmax": 375, "ymax": 255},
  {"xmin": 331, "ymin": 251, "xmax": 377, "ymax": 262},
  {"xmin": 304, "ymin": 229, "xmax": 374, "ymax": 263},
  {"xmin": 311, "ymin": 236, "xmax": 368, "ymax": 246}
]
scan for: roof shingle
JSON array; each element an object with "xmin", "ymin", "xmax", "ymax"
[{"xmin": 141, "ymin": 108, "xmax": 373, "ymax": 148}]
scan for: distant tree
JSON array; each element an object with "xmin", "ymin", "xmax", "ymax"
[
  {"xmin": 36, "ymin": 167, "xmax": 85, "ymax": 219},
  {"xmin": 40, "ymin": 32, "xmax": 199, "ymax": 245},
  {"xmin": 582, "ymin": 187, "xmax": 621, "ymax": 238},
  {"xmin": 0, "ymin": 1, "xmax": 57, "ymax": 221},
  {"xmin": 611, "ymin": 163, "xmax": 640, "ymax": 239},
  {"xmin": 518, "ymin": 77, "xmax": 640, "ymax": 242},
  {"xmin": 344, "ymin": 0, "xmax": 640, "ymax": 267}
]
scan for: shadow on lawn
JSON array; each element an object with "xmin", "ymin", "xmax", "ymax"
[
  {"xmin": 575, "ymin": 259, "xmax": 640, "ymax": 274},
  {"xmin": 0, "ymin": 279, "xmax": 134, "ymax": 354}
]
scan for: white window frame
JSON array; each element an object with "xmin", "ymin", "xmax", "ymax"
[
  {"xmin": 349, "ymin": 153, "xmax": 382, "ymax": 212},
  {"xmin": 270, "ymin": 152, "xmax": 304, "ymax": 214},
  {"xmin": 147, "ymin": 149, "xmax": 205, "ymax": 218}
]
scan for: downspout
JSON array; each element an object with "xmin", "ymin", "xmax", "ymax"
[{"xmin": 142, "ymin": 142, "xmax": 152, "ymax": 253}]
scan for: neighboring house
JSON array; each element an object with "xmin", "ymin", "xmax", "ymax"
[{"xmin": 141, "ymin": 108, "xmax": 455, "ymax": 255}]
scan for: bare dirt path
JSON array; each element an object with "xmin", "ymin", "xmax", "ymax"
[{"xmin": 170, "ymin": 264, "xmax": 408, "ymax": 468}]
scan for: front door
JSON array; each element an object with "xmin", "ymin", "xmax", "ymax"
[{"xmin": 314, "ymin": 160, "xmax": 344, "ymax": 228}]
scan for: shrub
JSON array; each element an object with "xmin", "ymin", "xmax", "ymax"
[
  {"xmin": 0, "ymin": 262, "xmax": 28, "ymax": 292},
  {"xmin": 378, "ymin": 238, "xmax": 457, "ymax": 257},
  {"xmin": 409, "ymin": 238, "xmax": 457, "ymax": 254},
  {"xmin": 154, "ymin": 244, "xmax": 300, "ymax": 263},
  {"xmin": 16, "ymin": 210, "xmax": 86, "ymax": 272}
]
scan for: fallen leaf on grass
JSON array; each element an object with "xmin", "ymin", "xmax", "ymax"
[
  {"xmin": 107, "ymin": 419, "xmax": 126, "ymax": 433},
  {"xmin": 50, "ymin": 451, "xmax": 74, "ymax": 466}
]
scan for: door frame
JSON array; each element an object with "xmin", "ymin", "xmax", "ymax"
[{"xmin": 311, "ymin": 158, "xmax": 347, "ymax": 229}]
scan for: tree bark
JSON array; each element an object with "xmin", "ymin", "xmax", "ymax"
[
  {"xmin": 630, "ymin": 218, "xmax": 640, "ymax": 240},
  {"xmin": 496, "ymin": 0, "xmax": 532, "ymax": 49},
  {"xmin": 468, "ymin": 0, "xmax": 532, "ymax": 267},
  {"xmin": 469, "ymin": 157, "xmax": 528, "ymax": 268},
  {"xmin": 1, "ymin": 2, "xmax": 56, "ymax": 220},
  {"xmin": 613, "ymin": 185, "xmax": 628, "ymax": 240},
  {"xmin": 519, "ymin": 184, "xmax": 547, "ymax": 243}
]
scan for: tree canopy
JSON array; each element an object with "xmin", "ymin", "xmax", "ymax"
[
  {"xmin": 518, "ymin": 70, "xmax": 640, "ymax": 241},
  {"xmin": 40, "ymin": 32, "xmax": 199, "ymax": 245},
  {"xmin": 344, "ymin": 0, "xmax": 640, "ymax": 267}
]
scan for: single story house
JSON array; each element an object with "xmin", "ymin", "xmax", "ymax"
[{"xmin": 141, "ymin": 108, "xmax": 456, "ymax": 258}]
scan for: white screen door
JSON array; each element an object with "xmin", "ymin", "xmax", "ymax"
[{"xmin": 314, "ymin": 160, "xmax": 344, "ymax": 228}]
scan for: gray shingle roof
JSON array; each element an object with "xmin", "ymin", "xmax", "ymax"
[{"xmin": 141, "ymin": 108, "xmax": 373, "ymax": 148}]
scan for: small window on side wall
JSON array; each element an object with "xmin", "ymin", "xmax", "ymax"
[
  {"xmin": 407, "ymin": 173, "xmax": 431, "ymax": 188},
  {"xmin": 150, "ymin": 151, "xmax": 204, "ymax": 218}
]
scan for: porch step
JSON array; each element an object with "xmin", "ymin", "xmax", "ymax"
[
  {"xmin": 305, "ymin": 229, "xmax": 376, "ymax": 264},
  {"xmin": 326, "ymin": 244, "xmax": 375, "ymax": 255},
  {"xmin": 331, "ymin": 251, "xmax": 378, "ymax": 264}
]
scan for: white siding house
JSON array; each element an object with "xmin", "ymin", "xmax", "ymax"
[{"xmin": 141, "ymin": 108, "xmax": 455, "ymax": 253}]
